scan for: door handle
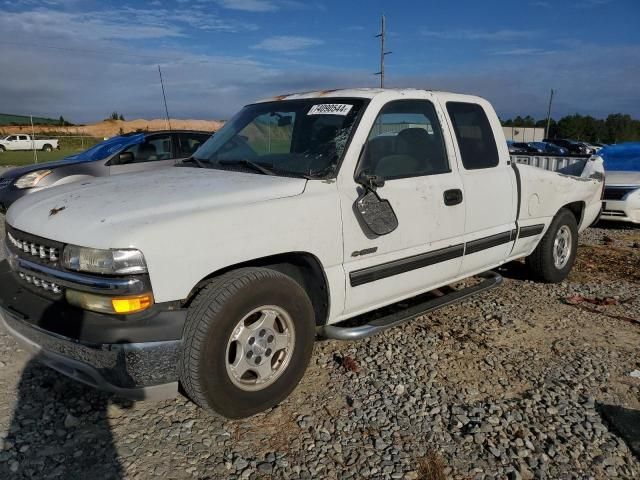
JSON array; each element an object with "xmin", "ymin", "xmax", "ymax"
[{"xmin": 443, "ymin": 189, "xmax": 463, "ymax": 206}]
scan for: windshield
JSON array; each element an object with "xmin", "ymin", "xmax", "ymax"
[
  {"xmin": 66, "ymin": 134, "xmax": 145, "ymax": 162},
  {"xmin": 194, "ymin": 98, "xmax": 367, "ymax": 178}
]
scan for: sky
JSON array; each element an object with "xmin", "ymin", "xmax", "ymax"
[{"xmin": 0, "ymin": 0, "xmax": 639, "ymax": 123}]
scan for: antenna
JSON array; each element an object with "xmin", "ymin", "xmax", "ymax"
[
  {"xmin": 158, "ymin": 65, "xmax": 172, "ymax": 130},
  {"xmin": 545, "ymin": 89, "xmax": 555, "ymax": 139},
  {"xmin": 374, "ymin": 14, "xmax": 392, "ymax": 88}
]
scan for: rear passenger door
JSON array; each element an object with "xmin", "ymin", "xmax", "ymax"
[
  {"xmin": 340, "ymin": 97, "xmax": 466, "ymax": 315},
  {"xmin": 175, "ymin": 133, "xmax": 210, "ymax": 160},
  {"xmin": 443, "ymin": 100, "xmax": 517, "ymax": 274}
]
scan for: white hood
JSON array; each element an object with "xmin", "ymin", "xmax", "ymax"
[
  {"xmin": 606, "ymin": 170, "xmax": 640, "ymax": 186},
  {"xmin": 6, "ymin": 167, "xmax": 307, "ymax": 247}
]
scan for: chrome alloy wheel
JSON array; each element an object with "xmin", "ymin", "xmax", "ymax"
[
  {"xmin": 225, "ymin": 305, "xmax": 295, "ymax": 391},
  {"xmin": 553, "ymin": 225, "xmax": 572, "ymax": 269}
]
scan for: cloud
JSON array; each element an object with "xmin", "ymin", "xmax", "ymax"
[
  {"xmin": 0, "ymin": 7, "xmax": 257, "ymax": 40},
  {"xmin": 252, "ymin": 35, "xmax": 323, "ymax": 52},
  {"xmin": 490, "ymin": 48, "xmax": 556, "ymax": 56},
  {"xmin": 421, "ymin": 29, "xmax": 539, "ymax": 41},
  {"xmin": 215, "ymin": 0, "xmax": 279, "ymax": 12},
  {"xmin": 573, "ymin": 0, "xmax": 614, "ymax": 8},
  {"xmin": 0, "ymin": 5, "xmax": 637, "ymax": 124}
]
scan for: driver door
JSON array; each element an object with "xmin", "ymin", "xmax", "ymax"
[
  {"xmin": 109, "ymin": 133, "xmax": 177, "ymax": 175},
  {"xmin": 339, "ymin": 97, "xmax": 466, "ymax": 316}
]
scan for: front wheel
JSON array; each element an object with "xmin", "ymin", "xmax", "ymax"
[
  {"xmin": 0, "ymin": 145, "xmax": 5, "ymax": 152},
  {"xmin": 179, "ymin": 267, "xmax": 316, "ymax": 418},
  {"xmin": 526, "ymin": 208, "xmax": 578, "ymax": 283}
]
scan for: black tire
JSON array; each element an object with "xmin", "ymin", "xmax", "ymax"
[
  {"xmin": 526, "ymin": 208, "xmax": 578, "ymax": 283},
  {"xmin": 179, "ymin": 267, "xmax": 315, "ymax": 418},
  {"xmin": 42, "ymin": 144, "xmax": 53, "ymax": 152},
  {"xmin": 0, "ymin": 145, "xmax": 5, "ymax": 152}
]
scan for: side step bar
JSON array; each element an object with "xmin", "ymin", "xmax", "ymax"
[{"xmin": 319, "ymin": 271, "xmax": 503, "ymax": 341}]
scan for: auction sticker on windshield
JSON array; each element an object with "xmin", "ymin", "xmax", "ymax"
[{"xmin": 308, "ymin": 104, "xmax": 353, "ymax": 116}]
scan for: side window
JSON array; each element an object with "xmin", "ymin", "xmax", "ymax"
[
  {"xmin": 176, "ymin": 133, "xmax": 209, "ymax": 158},
  {"xmin": 18, "ymin": 135, "xmax": 28, "ymax": 141},
  {"xmin": 7, "ymin": 136, "xmax": 17, "ymax": 141},
  {"xmin": 358, "ymin": 100, "xmax": 449, "ymax": 180},
  {"xmin": 446, "ymin": 102, "xmax": 499, "ymax": 170},
  {"xmin": 122, "ymin": 134, "xmax": 173, "ymax": 163}
]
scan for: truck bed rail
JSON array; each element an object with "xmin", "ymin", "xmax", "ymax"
[{"xmin": 510, "ymin": 154, "xmax": 589, "ymax": 176}]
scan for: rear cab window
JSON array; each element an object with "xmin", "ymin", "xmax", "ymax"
[{"xmin": 446, "ymin": 102, "xmax": 499, "ymax": 170}]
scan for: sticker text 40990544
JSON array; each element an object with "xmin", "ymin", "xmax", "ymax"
[{"xmin": 307, "ymin": 104, "xmax": 353, "ymax": 116}]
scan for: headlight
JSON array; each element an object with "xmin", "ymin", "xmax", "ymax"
[
  {"xmin": 14, "ymin": 170, "xmax": 52, "ymax": 189},
  {"xmin": 62, "ymin": 245, "xmax": 147, "ymax": 275}
]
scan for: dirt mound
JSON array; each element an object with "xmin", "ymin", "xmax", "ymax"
[{"xmin": 1, "ymin": 118, "xmax": 224, "ymax": 138}]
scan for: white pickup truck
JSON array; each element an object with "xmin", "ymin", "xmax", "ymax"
[
  {"xmin": 0, "ymin": 134, "xmax": 59, "ymax": 152},
  {"xmin": 0, "ymin": 89, "xmax": 604, "ymax": 418}
]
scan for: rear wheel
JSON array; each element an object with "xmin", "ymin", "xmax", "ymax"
[
  {"xmin": 179, "ymin": 267, "xmax": 315, "ymax": 418},
  {"xmin": 42, "ymin": 144, "xmax": 53, "ymax": 152},
  {"xmin": 526, "ymin": 208, "xmax": 578, "ymax": 283}
]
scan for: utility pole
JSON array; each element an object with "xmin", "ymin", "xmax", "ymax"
[
  {"xmin": 158, "ymin": 65, "xmax": 172, "ymax": 131},
  {"xmin": 30, "ymin": 115, "xmax": 38, "ymax": 164},
  {"xmin": 375, "ymin": 14, "xmax": 392, "ymax": 88},
  {"xmin": 545, "ymin": 89, "xmax": 555, "ymax": 139}
]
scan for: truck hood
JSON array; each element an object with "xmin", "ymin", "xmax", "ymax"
[
  {"xmin": 605, "ymin": 170, "xmax": 640, "ymax": 186},
  {"xmin": 6, "ymin": 167, "xmax": 307, "ymax": 246}
]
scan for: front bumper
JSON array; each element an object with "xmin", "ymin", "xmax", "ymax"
[
  {"xmin": 0, "ymin": 260, "xmax": 186, "ymax": 400},
  {"xmin": 601, "ymin": 198, "xmax": 640, "ymax": 224}
]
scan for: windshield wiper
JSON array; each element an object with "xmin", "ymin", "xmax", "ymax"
[
  {"xmin": 182, "ymin": 157, "xmax": 208, "ymax": 168},
  {"xmin": 218, "ymin": 159, "xmax": 276, "ymax": 176}
]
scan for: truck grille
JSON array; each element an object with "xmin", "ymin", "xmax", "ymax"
[
  {"xmin": 5, "ymin": 225, "xmax": 63, "ymax": 267},
  {"xmin": 17, "ymin": 271, "xmax": 63, "ymax": 294},
  {"xmin": 603, "ymin": 186, "xmax": 637, "ymax": 201},
  {"xmin": 0, "ymin": 178, "xmax": 10, "ymax": 190}
]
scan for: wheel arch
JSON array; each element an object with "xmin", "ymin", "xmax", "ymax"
[
  {"xmin": 560, "ymin": 201, "xmax": 585, "ymax": 229},
  {"xmin": 184, "ymin": 252, "xmax": 331, "ymax": 326}
]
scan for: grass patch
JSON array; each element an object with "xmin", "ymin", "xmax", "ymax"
[
  {"xmin": 0, "ymin": 148, "xmax": 82, "ymax": 167},
  {"xmin": 417, "ymin": 451, "xmax": 447, "ymax": 480}
]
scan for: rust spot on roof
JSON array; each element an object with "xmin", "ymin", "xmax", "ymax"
[
  {"xmin": 318, "ymin": 89, "xmax": 340, "ymax": 96},
  {"xmin": 272, "ymin": 93, "xmax": 291, "ymax": 101}
]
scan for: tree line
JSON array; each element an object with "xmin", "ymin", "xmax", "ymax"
[{"xmin": 501, "ymin": 113, "xmax": 640, "ymax": 144}]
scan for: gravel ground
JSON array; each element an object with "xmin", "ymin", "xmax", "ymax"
[{"xmin": 0, "ymin": 214, "xmax": 639, "ymax": 479}]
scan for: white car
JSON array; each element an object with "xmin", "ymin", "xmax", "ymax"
[
  {"xmin": 601, "ymin": 171, "xmax": 640, "ymax": 223},
  {"xmin": 0, "ymin": 134, "xmax": 59, "ymax": 152},
  {"xmin": 0, "ymin": 88, "xmax": 604, "ymax": 418}
]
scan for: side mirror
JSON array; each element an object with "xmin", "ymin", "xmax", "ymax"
[
  {"xmin": 355, "ymin": 190, "xmax": 398, "ymax": 236},
  {"xmin": 117, "ymin": 152, "xmax": 134, "ymax": 164}
]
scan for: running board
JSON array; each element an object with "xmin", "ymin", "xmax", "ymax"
[{"xmin": 319, "ymin": 271, "xmax": 503, "ymax": 341}]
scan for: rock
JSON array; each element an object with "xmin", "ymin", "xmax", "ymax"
[{"xmin": 64, "ymin": 414, "xmax": 80, "ymax": 428}]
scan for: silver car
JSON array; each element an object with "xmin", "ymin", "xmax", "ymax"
[{"xmin": 0, "ymin": 130, "xmax": 211, "ymax": 213}]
